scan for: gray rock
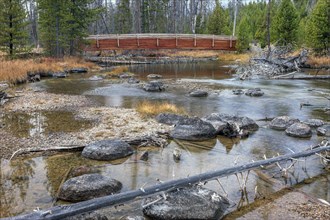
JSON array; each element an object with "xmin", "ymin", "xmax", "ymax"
[
  {"xmin": 232, "ymin": 89, "xmax": 244, "ymax": 95},
  {"xmin": 127, "ymin": 78, "xmax": 140, "ymax": 84},
  {"xmin": 245, "ymin": 88, "xmax": 264, "ymax": 97},
  {"xmin": 143, "ymin": 81, "xmax": 165, "ymax": 92},
  {"xmin": 52, "ymin": 72, "xmax": 67, "ymax": 78},
  {"xmin": 89, "ymin": 75, "xmax": 103, "ymax": 81},
  {"xmin": 155, "ymin": 113, "xmax": 188, "ymax": 125},
  {"xmin": 170, "ymin": 117, "xmax": 217, "ymax": 141},
  {"xmin": 68, "ymin": 67, "xmax": 88, "ymax": 73},
  {"xmin": 202, "ymin": 113, "xmax": 259, "ymax": 137},
  {"xmin": 119, "ymin": 72, "xmax": 134, "ymax": 79},
  {"xmin": 269, "ymin": 116, "xmax": 300, "ymax": 130},
  {"xmin": 189, "ymin": 90, "xmax": 208, "ymax": 97},
  {"xmin": 82, "ymin": 139, "xmax": 134, "ymax": 161},
  {"xmin": 303, "ymin": 119, "xmax": 324, "ymax": 127},
  {"xmin": 285, "ymin": 122, "xmax": 312, "ymax": 138},
  {"xmin": 317, "ymin": 125, "xmax": 330, "ymax": 137},
  {"xmin": 143, "ymin": 187, "xmax": 229, "ymax": 220},
  {"xmin": 120, "ymin": 216, "xmax": 145, "ymax": 220},
  {"xmin": 64, "ymin": 211, "xmax": 108, "ymax": 220},
  {"xmin": 147, "ymin": 74, "xmax": 162, "ymax": 79},
  {"xmin": 58, "ymin": 174, "xmax": 122, "ymax": 202}
]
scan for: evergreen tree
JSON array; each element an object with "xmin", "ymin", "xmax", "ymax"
[
  {"xmin": 115, "ymin": 0, "xmax": 132, "ymax": 34},
  {"xmin": 39, "ymin": 0, "xmax": 99, "ymax": 57},
  {"xmin": 306, "ymin": 0, "xmax": 329, "ymax": 54},
  {"xmin": 273, "ymin": 0, "xmax": 299, "ymax": 46},
  {"xmin": 206, "ymin": 0, "xmax": 228, "ymax": 35},
  {"xmin": 0, "ymin": 0, "xmax": 29, "ymax": 58},
  {"xmin": 236, "ymin": 15, "xmax": 251, "ymax": 52}
]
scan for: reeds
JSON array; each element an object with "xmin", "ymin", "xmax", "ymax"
[
  {"xmin": 306, "ymin": 56, "xmax": 330, "ymax": 68},
  {"xmin": 218, "ymin": 53, "xmax": 250, "ymax": 63},
  {"xmin": 136, "ymin": 100, "xmax": 187, "ymax": 117},
  {"xmin": 0, "ymin": 57, "xmax": 98, "ymax": 83}
]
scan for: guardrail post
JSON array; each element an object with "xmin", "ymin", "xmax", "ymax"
[
  {"xmin": 212, "ymin": 35, "xmax": 215, "ymax": 48},
  {"xmin": 96, "ymin": 35, "xmax": 99, "ymax": 48},
  {"xmin": 136, "ymin": 34, "xmax": 139, "ymax": 47},
  {"xmin": 176, "ymin": 34, "xmax": 178, "ymax": 47},
  {"xmin": 117, "ymin": 34, "xmax": 120, "ymax": 48},
  {"xmin": 157, "ymin": 38, "xmax": 159, "ymax": 47},
  {"xmin": 194, "ymin": 34, "xmax": 197, "ymax": 47}
]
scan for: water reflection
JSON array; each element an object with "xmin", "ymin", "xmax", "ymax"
[{"xmin": 1, "ymin": 111, "xmax": 94, "ymax": 138}]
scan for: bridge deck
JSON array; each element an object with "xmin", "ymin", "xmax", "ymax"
[{"xmin": 85, "ymin": 34, "xmax": 236, "ymax": 51}]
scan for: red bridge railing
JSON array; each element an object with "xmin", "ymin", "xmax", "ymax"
[{"xmin": 85, "ymin": 34, "xmax": 236, "ymax": 51}]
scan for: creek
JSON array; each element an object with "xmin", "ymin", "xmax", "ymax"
[{"xmin": 1, "ymin": 61, "xmax": 329, "ymax": 219}]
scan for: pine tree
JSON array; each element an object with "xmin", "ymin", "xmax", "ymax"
[
  {"xmin": 206, "ymin": 0, "xmax": 229, "ymax": 35},
  {"xmin": 39, "ymin": 0, "xmax": 99, "ymax": 57},
  {"xmin": 115, "ymin": 0, "xmax": 132, "ymax": 34},
  {"xmin": 236, "ymin": 15, "xmax": 251, "ymax": 52},
  {"xmin": 273, "ymin": 0, "xmax": 299, "ymax": 46},
  {"xmin": 0, "ymin": 0, "xmax": 29, "ymax": 58},
  {"xmin": 306, "ymin": 0, "xmax": 329, "ymax": 54}
]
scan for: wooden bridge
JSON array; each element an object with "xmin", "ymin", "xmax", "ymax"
[{"xmin": 84, "ymin": 34, "xmax": 237, "ymax": 51}]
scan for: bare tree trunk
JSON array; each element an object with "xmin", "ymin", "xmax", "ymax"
[{"xmin": 266, "ymin": 0, "xmax": 271, "ymax": 59}]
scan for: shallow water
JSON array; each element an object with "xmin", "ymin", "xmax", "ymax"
[{"xmin": 1, "ymin": 61, "xmax": 329, "ymax": 218}]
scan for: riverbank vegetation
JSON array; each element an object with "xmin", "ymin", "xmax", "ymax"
[
  {"xmin": 0, "ymin": 57, "xmax": 98, "ymax": 83},
  {"xmin": 136, "ymin": 101, "xmax": 187, "ymax": 117}
]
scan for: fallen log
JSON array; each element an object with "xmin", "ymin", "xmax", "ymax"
[
  {"xmin": 4, "ymin": 143, "xmax": 330, "ymax": 220},
  {"xmin": 9, "ymin": 133, "xmax": 169, "ymax": 160}
]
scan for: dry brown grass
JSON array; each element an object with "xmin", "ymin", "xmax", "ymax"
[
  {"xmin": 218, "ymin": 53, "xmax": 250, "ymax": 63},
  {"xmin": 105, "ymin": 66, "xmax": 129, "ymax": 76},
  {"xmin": 166, "ymin": 50, "xmax": 220, "ymax": 58},
  {"xmin": 136, "ymin": 100, "xmax": 187, "ymax": 117},
  {"xmin": 306, "ymin": 56, "xmax": 330, "ymax": 67},
  {"xmin": 0, "ymin": 57, "xmax": 98, "ymax": 83}
]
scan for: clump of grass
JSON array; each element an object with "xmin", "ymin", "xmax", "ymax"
[
  {"xmin": 0, "ymin": 57, "xmax": 99, "ymax": 83},
  {"xmin": 218, "ymin": 53, "xmax": 250, "ymax": 63},
  {"xmin": 167, "ymin": 50, "xmax": 219, "ymax": 58},
  {"xmin": 136, "ymin": 100, "xmax": 187, "ymax": 117},
  {"xmin": 105, "ymin": 66, "xmax": 129, "ymax": 76},
  {"xmin": 306, "ymin": 56, "xmax": 330, "ymax": 68}
]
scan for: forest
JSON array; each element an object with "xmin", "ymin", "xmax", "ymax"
[{"xmin": 0, "ymin": 0, "xmax": 329, "ymax": 58}]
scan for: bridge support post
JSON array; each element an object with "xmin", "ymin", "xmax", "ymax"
[
  {"xmin": 194, "ymin": 34, "xmax": 197, "ymax": 47},
  {"xmin": 212, "ymin": 35, "xmax": 215, "ymax": 48},
  {"xmin": 117, "ymin": 34, "xmax": 120, "ymax": 48}
]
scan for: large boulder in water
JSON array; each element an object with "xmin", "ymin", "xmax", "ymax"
[
  {"xmin": 58, "ymin": 174, "xmax": 122, "ymax": 202},
  {"xmin": 170, "ymin": 117, "xmax": 217, "ymax": 141},
  {"xmin": 269, "ymin": 116, "xmax": 300, "ymax": 130},
  {"xmin": 202, "ymin": 113, "xmax": 259, "ymax": 137},
  {"xmin": 245, "ymin": 88, "xmax": 264, "ymax": 97},
  {"xmin": 285, "ymin": 122, "xmax": 312, "ymax": 138},
  {"xmin": 155, "ymin": 113, "xmax": 188, "ymax": 125},
  {"xmin": 82, "ymin": 139, "xmax": 134, "ymax": 161},
  {"xmin": 143, "ymin": 187, "xmax": 229, "ymax": 220},
  {"xmin": 143, "ymin": 81, "xmax": 165, "ymax": 92}
]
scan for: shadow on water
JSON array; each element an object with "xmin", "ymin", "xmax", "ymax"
[{"xmin": 1, "ymin": 61, "xmax": 329, "ymax": 218}]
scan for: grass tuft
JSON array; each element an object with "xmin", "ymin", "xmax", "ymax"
[
  {"xmin": 218, "ymin": 53, "xmax": 250, "ymax": 63},
  {"xmin": 136, "ymin": 100, "xmax": 187, "ymax": 117},
  {"xmin": 105, "ymin": 66, "xmax": 129, "ymax": 76}
]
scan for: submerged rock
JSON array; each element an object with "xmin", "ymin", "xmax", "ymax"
[
  {"xmin": 143, "ymin": 187, "xmax": 229, "ymax": 220},
  {"xmin": 202, "ymin": 113, "xmax": 258, "ymax": 137},
  {"xmin": 170, "ymin": 117, "xmax": 217, "ymax": 141},
  {"xmin": 245, "ymin": 88, "xmax": 264, "ymax": 97},
  {"xmin": 52, "ymin": 72, "xmax": 67, "ymax": 78},
  {"xmin": 189, "ymin": 90, "xmax": 208, "ymax": 97},
  {"xmin": 303, "ymin": 119, "xmax": 324, "ymax": 127},
  {"xmin": 127, "ymin": 77, "xmax": 140, "ymax": 84},
  {"xmin": 232, "ymin": 89, "xmax": 244, "ymax": 95},
  {"xmin": 58, "ymin": 174, "xmax": 122, "ymax": 202},
  {"xmin": 119, "ymin": 72, "xmax": 134, "ymax": 79},
  {"xmin": 285, "ymin": 123, "xmax": 312, "ymax": 138},
  {"xmin": 64, "ymin": 211, "xmax": 108, "ymax": 220},
  {"xmin": 82, "ymin": 139, "xmax": 134, "ymax": 161},
  {"xmin": 89, "ymin": 75, "xmax": 103, "ymax": 81},
  {"xmin": 269, "ymin": 116, "xmax": 300, "ymax": 130},
  {"xmin": 317, "ymin": 125, "xmax": 330, "ymax": 137},
  {"xmin": 143, "ymin": 81, "xmax": 165, "ymax": 92},
  {"xmin": 147, "ymin": 74, "xmax": 162, "ymax": 79},
  {"xmin": 155, "ymin": 113, "xmax": 188, "ymax": 125}
]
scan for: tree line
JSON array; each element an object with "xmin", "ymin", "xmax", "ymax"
[{"xmin": 0, "ymin": 0, "xmax": 328, "ymax": 58}]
